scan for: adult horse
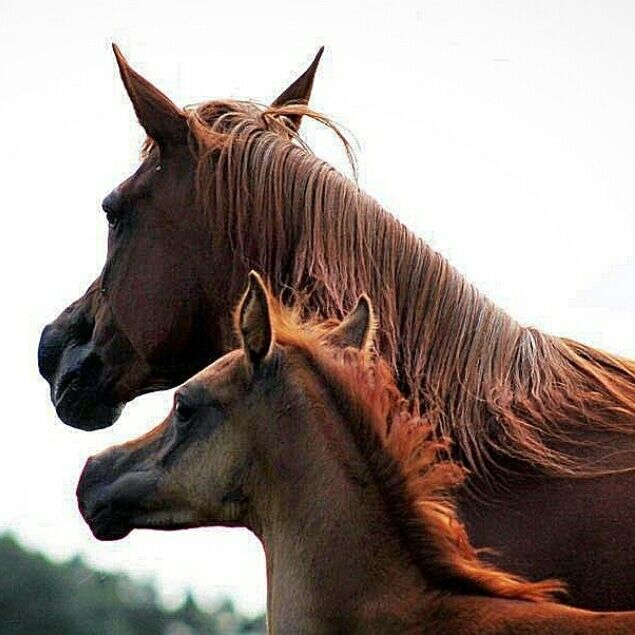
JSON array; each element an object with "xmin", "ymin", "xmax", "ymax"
[
  {"xmin": 39, "ymin": 46, "xmax": 635, "ymax": 609},
  {"xmin": 76, "ymin": 273, "xmax": 635, "ymax": 634}
]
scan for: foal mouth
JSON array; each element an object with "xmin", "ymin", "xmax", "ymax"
[
  {"xmin": 83, "ymin": 505, "xmax": 198, "ymax": 541},
  {"xmin": 132, "ymin": 510, "xmax": 200, "ymax": 532},
  {"xmin": 80, "ymin": 500, "xmax": 133, "ymax": 542}
]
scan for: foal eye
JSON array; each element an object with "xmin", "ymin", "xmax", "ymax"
[{"xmin": 174, "ymin": 397, "xmax": 195, "ymax": 424}]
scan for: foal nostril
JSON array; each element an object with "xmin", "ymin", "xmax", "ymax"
[
  {"xmin": 76, "ymin": 449, "xmax": 128, "ymax": 517},
  {"xmin": 76, "ymin": 454, "xmax": 106, "ymax": 513}
]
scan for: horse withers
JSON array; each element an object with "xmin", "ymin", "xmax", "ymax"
[{"xmin": 77, "ymin": 273, "xmax": 635, "ymax": 634}]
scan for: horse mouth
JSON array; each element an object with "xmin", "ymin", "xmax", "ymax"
[{"xmin": 54, "ymin": 372, "xmax": 81, "ymax": 407}]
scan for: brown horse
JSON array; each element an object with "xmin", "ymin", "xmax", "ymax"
[
  {"xmin": 40, "ymin": 47, "xmax": 635, "ymax": 609},
  {"xmin": 77, "ymin": 273, "xmax": 635, "ymax": 634}
]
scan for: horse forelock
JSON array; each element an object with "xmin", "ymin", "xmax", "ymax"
[{"xmin": 176, "ymin": 97, "xmax": 635, "ymax": 483}]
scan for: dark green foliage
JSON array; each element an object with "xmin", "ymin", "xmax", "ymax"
[{"xmin": 0, "ymin": 533, "xmax": 265, "ymax": 635}]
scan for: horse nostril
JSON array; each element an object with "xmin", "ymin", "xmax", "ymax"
[
  {"xmin": 52, "ymin": 342, "xmax": 103, "ymax": 403},
  {"xmin": 38, "ymin": 324, "xmax": 61, "ymax": 381},
  {"xmin": 38, "ymin": 314, "xmax": 95, "ymax": 384}
]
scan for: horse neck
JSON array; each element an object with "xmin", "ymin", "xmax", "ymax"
[
  {"xmin": 202, "ymin": 146, "xmax": 527, "ymax": 478},
  {"xmin": 203, "ymin": 144, "xmax": 519, "ymax": 404},
  {"xmin": 248, "ymin": 375, "xmax": 431, "ymax": 633}
]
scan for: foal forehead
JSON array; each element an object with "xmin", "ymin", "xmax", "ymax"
[{"xmin": 190, "ymin": 349, "xmax": 245, "ymax": 389}]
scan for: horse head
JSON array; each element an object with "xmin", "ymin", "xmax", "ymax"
[{"xmin": 38, "ymin": 45, "xmax": 324, "ymax": 429}]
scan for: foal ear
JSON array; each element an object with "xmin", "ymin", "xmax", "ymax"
[
  {"xmin": 112, "ymin": 43, "xmax": 188, "ymax": 148},
  {"xmin": 329, "ymin": 294, "xmax": 376, "ymax": 351},
  {"xmin": 238, "ymin": 272, "xmax": 274, "ymax": 368},
  {"xmin": 271, "ymin": 47, "xmax": 324, "ymax": 132}
]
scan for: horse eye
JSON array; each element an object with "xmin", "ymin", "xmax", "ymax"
[
  {"xmin": 102, "ymin": 192, "xmax": 124, "ymax": 230},
  {"xmin": 106, "ymin": 211, "xmax": 120, "ymax": 229}
]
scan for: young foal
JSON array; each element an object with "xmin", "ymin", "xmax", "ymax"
[{"xmin": 77, "ymin": 273, "xmax": 635, "ymax": 634}]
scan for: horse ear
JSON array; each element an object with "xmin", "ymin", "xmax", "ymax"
[
  {"xmin": 329, "ymin": 294, "xmax": 375, "ymax": 351},
  {"xmin": 112, "ymin": 43, "xmax": 188, "ymax": 147},
  {"xmin": 271, "ymin": 47, "xmax": 324, "ymax": 132},
  {"xmin": 238, "ymin": 271, "xmax": 274, "ymax": 368}
]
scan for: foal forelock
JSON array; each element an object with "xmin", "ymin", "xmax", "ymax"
[{"xmin": 181, "ymin": 99, "xmax": 635, "ymax": 481}]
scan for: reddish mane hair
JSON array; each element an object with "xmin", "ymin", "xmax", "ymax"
[
  {"xmin": 148, "ymin": 99, "xmax": 635, "ymax": 481},
  {"xmin": 249, "ymin": 293, "xmax": 564, "ymax": 602}
]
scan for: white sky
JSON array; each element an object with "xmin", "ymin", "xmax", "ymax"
[{"xmin": 1, "ymin": 0, "xmax": 633, "ymax": 616}]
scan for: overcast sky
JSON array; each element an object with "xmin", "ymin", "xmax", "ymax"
[{"xmin": 1, "ymin": 0, "xmax": 633, "ymax": 616}]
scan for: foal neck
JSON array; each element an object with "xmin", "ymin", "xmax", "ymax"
[{"xmin": 249, "ymin": 376, "xmax": 431, "ymax": 634}]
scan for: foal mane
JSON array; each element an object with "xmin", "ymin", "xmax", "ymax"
[
  {"xmin": 260, "ymin": 297, "xmax": 564, "ymax": 602},
  {"xmin": 176, "ymin": 98, "xmax": 635, "ymax": 481}
]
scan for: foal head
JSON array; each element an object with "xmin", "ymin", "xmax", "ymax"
[
  {"xmin": 76, "ymin": 271, "xmax": 374, "ymax": 539},
  {"xmin": 38, "ymin": 45, "xmax": 325, "ymax": 430}
]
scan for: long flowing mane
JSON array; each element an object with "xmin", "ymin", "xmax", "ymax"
[
  {"xmin": 255, "ymin": 296, "xmax": 564, "ymax": 602},
  {"xmin": 172, "ymin": 99, "xmax": 635, "ymax": 480}
]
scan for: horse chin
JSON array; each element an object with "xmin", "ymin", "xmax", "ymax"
[{"xmin": 53, "ymin": 381, "xmax": 124, "ymax": 431}]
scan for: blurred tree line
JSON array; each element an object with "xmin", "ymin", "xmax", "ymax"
[{"xmin": 0, "ymin": 533, "xmax": 265, "ymax": 635}]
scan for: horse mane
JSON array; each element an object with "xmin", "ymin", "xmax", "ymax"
[
  {"xmin": 174, "ymin": 98, "xmax": 635, "ymax": 481},
  {"xmin": 249, "ymin": 294, "xmax": 564, "ymax": 602}
]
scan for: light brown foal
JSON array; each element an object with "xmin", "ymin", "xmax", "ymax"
[{"xmin": 77, "ymin": 273, "xmax": 635, "ymax": 634}]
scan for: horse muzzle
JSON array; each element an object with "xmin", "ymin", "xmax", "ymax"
[{"xmin": 38, "ymin": 322, "xmax": 124, "ymax": 430}]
